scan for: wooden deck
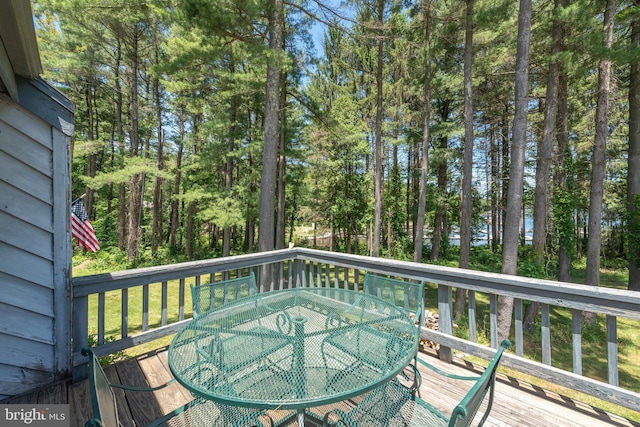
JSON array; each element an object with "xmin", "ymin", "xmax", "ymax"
[{"xmin": 3, "ymin": 347, "xmax": 638, "ymax": 427}]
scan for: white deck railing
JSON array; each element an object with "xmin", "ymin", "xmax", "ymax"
[{"xmin": 72, "ymin": 247, "xmax": 640, "ymax": 412}]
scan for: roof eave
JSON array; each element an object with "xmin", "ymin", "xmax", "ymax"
[{"xmin": 0, "ymin": 0, "xmax": 43, "ymax": 101}]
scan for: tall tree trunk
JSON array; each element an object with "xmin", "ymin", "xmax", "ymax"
[
  {"xmin": 585, "ymin": 0, "xmax": 615, "ymax": 316},
  {"xmin": 127, "ymin": 28, "xmax": 142, "ymax": 262},
  {"xmin": 151, "ymin": 70, "xmax": 164, "ymax": 256},
  {"xmin": 526, "ymin": 0, "xmax": 565, "ymax": 330},
  {"xmin": 411, "ymin": 139, "xmax": 420, "ymax": 243},
  {"xmin": 628, "ymin": 1, "xmax": 640, "ymax": 291},
  {"xmin": 497, "ymin": 0, "xmax": 532, "ymax": 343},
  {"xmin": 372, "ymin": 0, "xmax": 386, "ymax": 258},
  {"xmin": 432, "ymin": 101, "xmax": 450, "ymax": 261},
  {"xmin": 258, "ymin": 0, "xmax": 284, "ymax": 260},
  {"xmin": 185, "ymin": 201, "xmax": 196, "ymax": 260},
  {"xmin": 84, "ymin": 82, "xmax": 96, "ymax": 222},
  {"xmin": 169, "ymin": 104, "xmax": 184, "ymax": 248},
  {"xmin": 490, "ymin": 123, "xmax": 499, "ymax": 252},
  {"xmin": 224, "ymin": 92, "xmax": 237, "ymax": 257},
  {"xmin": 456, "ymin": 0, "xmax": 475, "ymax": 316},
  {"xmin": 556, "ymin": 69, "xmax": 572, "ymax": 282},
  {"xmin": 276, "ymin": 71, "xmax": 287, "ymax": 250},
  {"xmin": 431, "ymin": 140, "xmax": 445, "ymax": 261},
  {"xmin": 258, "ymin": 0, "xmax": 284, "ymax": 291},
  {"xmin": 500, "ymin": 110, "xmax": 509, "ymax": 247},
  {"xmin": 413, "ymin": 0, "xmax": 431, "ymax": 262},
  {"xmin": 113, "ymin": 39, "xmax": 127, "ymax": 251},
  {"xmin": 531, "ymin": 0, "xmax": 562, "ymax": 265}
]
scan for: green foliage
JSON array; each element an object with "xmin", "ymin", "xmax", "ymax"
[
  {"xmin": 87, "ymin": 334, "xmax": 127, "ymax": 366},
  {"xmin": 553, "ymin": 148, "xmax": 577, "ymax": 260},
  {"xmin": 35, "ymin": 0, "xmax": 638, "ymax": 272},
  {"xmin": 84, "ymin": 157, "xmax": 174, "ymax": 189}
]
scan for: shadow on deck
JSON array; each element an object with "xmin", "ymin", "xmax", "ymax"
[{"xmin": 3, "ymin": 348, "xmax": 638, "ymax": 427}]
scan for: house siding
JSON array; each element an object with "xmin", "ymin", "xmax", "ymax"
[{"xmin": 0, "ymin": 79, "xmax": 72, "ymax": 399}]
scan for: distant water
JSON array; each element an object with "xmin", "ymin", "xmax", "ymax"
[{"xmin": 428, "ymin": 216, "xmax": 533, "ymax": 247}]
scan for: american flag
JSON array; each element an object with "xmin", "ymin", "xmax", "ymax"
[{"xmin": 71, "ymin": 198, "xmax": 100, "ymax": 252}]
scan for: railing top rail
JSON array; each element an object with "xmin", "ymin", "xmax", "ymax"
[
  {"xmin": 71, "ymin": 247, "xmax": 640, "ymax": 319},
  {"xmin": 72, "ymin": 249, "xmax": 295, "ymax": 296},
  {"xmin": 291, "ymin": 248, "xmax": 640, "ymax": 320}
]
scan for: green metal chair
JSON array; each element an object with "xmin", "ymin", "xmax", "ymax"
[
  {"xmin": 363, "ymin": 273, "xmax": 425, "ymax": 326},
  {"xmin": 319, "ymin": 274, "xmax": 424, "ymax": 394},
  {"xmin": 409, "ymin": 339, "xmax": 512, "ymax": 426},
  {"xmin": 323, "ymin": 339, "xmax": 511, "ymax": 427},
  {"xmin": 82, "ymin": 347, "xmax": 274, "ymax": 427},
  {"xmin": 321, "ymin": 380, "xmax": 415, "ymax": 427},
  {"xmin": 363, "ymin": 272, "xmax": 425, "ymax": 391},
  {"xmin": 187, "ymin": 278, "xmax": 293, "ymax": 397},
  {"xmin": 190, "ymin": 272, "xmax": 258, "ymax": 318}
]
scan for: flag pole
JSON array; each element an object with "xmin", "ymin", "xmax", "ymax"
[{"xmin": 72, "ymin": 193, "xmax": 86, "ymax": 205}]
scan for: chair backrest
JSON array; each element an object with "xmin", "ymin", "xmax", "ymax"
[
  {"xmin": 450, "ymin": 339, "xmax": 511, "ymax": 427},
  {"xmin": 82, "ymin": 347, "xmax": 120, "ymax": 427},
  {"xmin": 191, "ymin": 272, "xmax": 257, "ymax": 318},
  {"xmin": 363, "ymin": 273, "xmax": 424, "ymax": 325}
]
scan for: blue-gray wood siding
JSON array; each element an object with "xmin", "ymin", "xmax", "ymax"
[{"xmin": 0, "ymin": 89, "xmax": 72, "ymax": 400}]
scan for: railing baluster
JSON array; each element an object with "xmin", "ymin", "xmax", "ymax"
[
  {"xmin": 419, "ymin": 290, "xmax": 425, "ymax": 328},
  {"xmin": 572, "ymin": 309, "xmax": 582, "ymax": 375},
  {"xmin": 179, "ymin": 277, "xmax": 185, "ymax": 321},
  {"xmin": 607, "ymin": 315, "xmax": 618, "ymax": 386},
  {"xmin": 438, "ymin": 284, "xmax": 453, "ymax": 362},
  {"xmin": 142, "ymin": 284, "xmax": 149, "ymax": 332},
  {"xmin": 468, "ymin": 290, "xmax": 477, "ymax": 343},
  {"xmin": 98, "ymin": 292, "xmax": 105, "ymax": 345},
  {"xmin": 489, "ymin": 294, "xmax": 497, "ymax": 349},
  {"xmin": 514, "ymin": 298, "xmax": 523, "ymax": 356},
  {"xmin": 122, "ymin": 288, "xmax": 128, "ymax": 339},
  {"xmin": 325, "ymin": 264, "xmax": 330, "ymax": 288},
  {"xmin": 542, "ymin": 303, "xmax": 551, "ymax": 365},
  {"xmin": 161, "ymin": 281, "xmax": 168, "ymax": 326},
  {"xmin": 276, "ymin": 262, "xmax": 282, "ymax": 290}
]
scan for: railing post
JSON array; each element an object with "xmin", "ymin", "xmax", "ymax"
[
  {"xmin": 489, "ymin": 294, "xmax": 498, "ymax": 348},
  {"xmin": 607, "ymin": 315, "xmax": 618, "ymax": 386},
  {"xmin": 98, "ymin": 292, "xmax": 105, "ymax": 345},
  {"xmin": 542, "ymin": 303, "xmax": 551, "ymax": 365},
  {"xmin": 308, "ymin": 262, "xmax": 314, "ymax": 288},
  {"xmin": 437, "ymin": 284, "xmax": 453, "ymax": 363},
  {"xmin": 71, "ymin": 294, "xmax": 89, "ymax": 382},
  {"xmin": 293, "ymin": 258, "xmax": 300, "ymax": 288},
  {"xmin": 572, "ymin": 309, "xmax": 582, "ymax": 375},
  {"xmin": 514, "ymin": 298, "xmax": 523, "ymax": 356},
  {"xmin": 468, "ymin": 290, "xmax": 477, "ymax": 343},
  {"xmin": 179, "ymin": 277, "xmax": 186, "ymax": 321}
]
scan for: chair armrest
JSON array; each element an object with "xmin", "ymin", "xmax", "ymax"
[{"xmin": 416, "ymin": 357, "xmax": 480, "ymax": 381}]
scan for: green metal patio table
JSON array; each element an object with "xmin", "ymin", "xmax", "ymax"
[{"xmin": 168, "ymin": 287, "xmax": 419, "ymax": 426}]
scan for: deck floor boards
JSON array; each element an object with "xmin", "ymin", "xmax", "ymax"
[{"xmin": 2, "ymin": 347, "xmax": 638, "ymax": 427}]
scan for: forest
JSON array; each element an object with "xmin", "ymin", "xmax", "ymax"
[{"xmin": 33, "ymin": 0, "xmax": 640, "ymax": 303}]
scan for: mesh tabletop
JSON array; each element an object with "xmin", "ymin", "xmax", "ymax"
[{"xmin": 168, "ymin": 287, "xmax": 419, "ymax": 410}]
